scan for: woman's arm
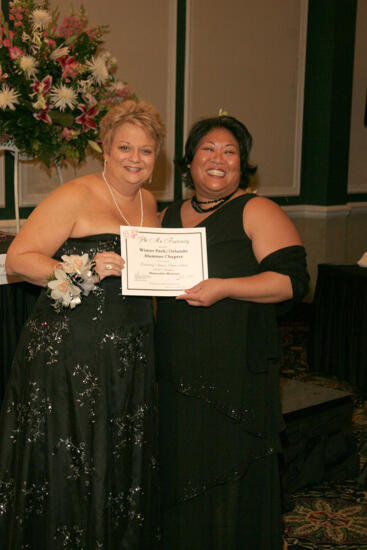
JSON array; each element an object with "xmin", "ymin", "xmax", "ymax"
[
  {"xmin": 177, "ymin": 197, "xmax": 308, "ymax": 307},
  {"xmin": 6, "ymin": 180, "xmax": 123, "ymax": 286},
  {"xmin": 6, "ymin": 182, "xmax": 83, "ymax": 286}
]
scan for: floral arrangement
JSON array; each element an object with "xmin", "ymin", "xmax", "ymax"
[
  {"xmin": 47, "ymin": 254, "xmax": 99, "ymax": 312},
  {"xmin": 0, "ymin": 0, "xmax": 135, "ymax": 166}
]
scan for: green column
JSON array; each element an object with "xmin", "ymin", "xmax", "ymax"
[{"xmin": 301, "ymin": 0, "xmax": 358, "ymax": 206}]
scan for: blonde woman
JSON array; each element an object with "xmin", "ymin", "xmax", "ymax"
[{"xmin": 1, "ymin": 100, "xmax": 165, "ymax": 549}]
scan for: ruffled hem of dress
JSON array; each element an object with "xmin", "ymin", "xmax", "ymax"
[
  {"xmin": 173, "ymin": 443, "xmax": 281, "ymax": 505},
  {"xmin": 164, "ymin": 376, "xmax": 284, "ymax": 439}
]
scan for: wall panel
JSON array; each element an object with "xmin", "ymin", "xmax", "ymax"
[
  {"xmin": 348, "ymin": 0, "xmax": 367, "ymax": 194},
  {"xmin": 184, "ymin": 0, "xmax": 308, "ymax": 197}
]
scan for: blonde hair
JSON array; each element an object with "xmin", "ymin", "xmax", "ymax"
[{"xmin": 100, "ymin": 99, "xmax": 166, "ymax": 154}]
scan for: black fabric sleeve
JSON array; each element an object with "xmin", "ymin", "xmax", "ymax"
[{"xmin": 258, "ymin": 245, "xmax": 310, "ymax": 315}]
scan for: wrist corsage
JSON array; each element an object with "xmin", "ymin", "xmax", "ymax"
[{"xmin": 47, "ymin": 254, "xmax": 100, "ymax": 313}]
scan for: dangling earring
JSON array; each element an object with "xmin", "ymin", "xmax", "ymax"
[
  {"xmin": 104, "ymin": 159, "xmax": 107, "ymax": 171},
  {"xmin": 147, "ymin": 174, "xmax": 152, "ymax": 184}
]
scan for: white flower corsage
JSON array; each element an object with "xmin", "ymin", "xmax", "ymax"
[{"xmin": 47, "ymin": 254, "xmax": 100, "ymax": 312}]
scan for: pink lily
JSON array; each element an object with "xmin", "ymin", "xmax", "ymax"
[
  {"xmin": 59, "ymin": 55, "xmax": 78, "ymax": 80},
  {"xmin": 75, "ymin": 104, "xmax": 99, "ymax": 132},
  {"xmin": 31, "ymin": 75, "xmax": 52, "ymax": 96},
  {"xmin": 115, "ymin": 86, "xmax": 132, "ymax": 99},
  {"xmin": 61, "ymin": 127, "xmax": 77, "ymax": 141},
  {"xmin": 33, "ymin": 105, "xmax": 52, "ymax": 124}
]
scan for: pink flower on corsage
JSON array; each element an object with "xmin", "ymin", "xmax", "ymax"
[{"xmin": 75, "ymin": 103, "xmax": 99, "ymax": 132}]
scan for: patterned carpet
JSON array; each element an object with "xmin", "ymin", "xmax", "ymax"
[{"xmin": 279, "ymin": 305, "xmax": 367, "ymax": 550}]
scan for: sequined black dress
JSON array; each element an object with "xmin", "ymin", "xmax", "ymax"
[
  {"xmin": 0, "ymin": 234, "xmax": 160, "ymax": 550},
  {"xmin": 156, "ymin": 196, "xmax": 309, "ymax": 550}
]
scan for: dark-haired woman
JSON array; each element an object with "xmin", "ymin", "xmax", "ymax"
[{"xmin": 156, "ymin": 115, "xmax": 309, "ymax": 549}]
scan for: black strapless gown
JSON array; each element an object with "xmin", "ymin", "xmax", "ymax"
[{"xmin": 0, "ymin": 234, "xmax": 160, "ymax": 549}]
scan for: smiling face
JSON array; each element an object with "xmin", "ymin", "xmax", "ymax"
[
  {"xmin": 104, "ymin": 122, "xmax": 156, "ymax": 188},
  {"xmin": 189, "ymin": 127, "xmax": 241, "ymax": 199}
]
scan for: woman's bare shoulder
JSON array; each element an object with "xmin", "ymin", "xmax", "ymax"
[
  {"xmin": 243, "ymin": 194, "xmax": 302, "ymax": 250},
  {"xmin": 244, "ymin": 194, "xmax": 283, "ymax": 213},
  {"xmin": 63, "ymin": 173, "xmax": 99, "ymax": 192},
  {"xmin": 43, "ymin": 173, "xmax": 99, "ymax": 204}
]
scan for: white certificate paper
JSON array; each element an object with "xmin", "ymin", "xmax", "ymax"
[{"xmin": 120, "ymin": 226, "xmax": 208, "ymax": 296}]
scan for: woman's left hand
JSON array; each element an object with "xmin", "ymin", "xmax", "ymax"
[
  {"xmin": 176, "ymin": 278, "xmax": 228, "ymax": 307},
  {"xmin": 93, "ymin": 251, "xmax": 125, "ymax": 281}
]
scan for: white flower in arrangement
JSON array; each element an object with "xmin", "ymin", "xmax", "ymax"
[
  {"xmin": 50, "ymin": 47, "xmax": 70, "ymax": 61},
  {"xmin": 50, "ymin": 85, "xmax": 78, "ymax": 111},
  {"xmin": 110, "ymin": 81, "xmax": 126, "ymax": 92},
  {"xmin": 0, "ymin": 84, "xmax": 20, "ymax": 110},
  {"xmin": 19, "ymin": 55, "xmax": 38, "ymax": 78},
  {"xmin": 32, "ymin": 94, "xmax": 47, "ymax": 110},
  {"xmin": 27, "ymin": 30, "xmax": 43, "ymax": 57},
  {"xmin": 86, "ymin": 55, "xmax": 109, "ymax": 84},
  {"xmin": 83, "ymin": 92, "xmax": 97, "ymax": 107},
  {"xmin": 77, "ymin": 78, "xmax": 95, "ymax": 95},
  {"xmin": 100, "ymin": 51, "xmax": 117, "ymax": 69},
  {"xmin": 31, "ymin": 8, "xmax": 52, "ymax": 29}
]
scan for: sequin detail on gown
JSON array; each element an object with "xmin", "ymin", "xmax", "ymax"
[{"xmin": 0, "ymin": 234, "xmax": 160, "ymax": 550}]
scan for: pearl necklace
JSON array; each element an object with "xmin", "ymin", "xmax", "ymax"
[{"xmin": 102, "ymin": 171, "xmax": 144, "ymax": 226}]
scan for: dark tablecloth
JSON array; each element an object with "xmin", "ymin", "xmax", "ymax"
[
  {"xmin": 309, "ymin": 263, "xmax": 367, "ymax": 392},
  {"xmin": 0, "ymin": 233, "xmax": 41, "ymax": 403},
  {"xmin": 0, "ymin": 282, "xmax": 40, "ymax": 402}
]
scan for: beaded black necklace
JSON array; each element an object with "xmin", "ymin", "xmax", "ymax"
[{"xmin": 191, "ymin": 190, "xmax": 237, "ymax": 213}]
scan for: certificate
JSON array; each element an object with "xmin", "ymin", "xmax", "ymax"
[{"xmin": 120, "ymin": 226, "xmax": 208, "ymax": 296}]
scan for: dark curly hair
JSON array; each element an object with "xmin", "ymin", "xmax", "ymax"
[{"xmin": 176, "ymin": 115, "xmax": 257, "ymax": 189}]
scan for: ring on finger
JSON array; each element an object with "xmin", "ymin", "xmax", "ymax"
[{"xmin": 105, "ymin": 264, "xmax": 112, "ymax": 270}]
